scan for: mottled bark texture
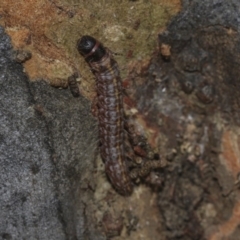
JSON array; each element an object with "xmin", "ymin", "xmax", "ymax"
[
  {"xmin": 1, "ymin": 0, "xmax": 240, "ymax": 239},
  {"xmin": 0, "ymin": 27, "xmax": 100, "ymax": 240},
  {"xmin": 133, "ymin": 0, "xmax": 240, "ymax": 239}
]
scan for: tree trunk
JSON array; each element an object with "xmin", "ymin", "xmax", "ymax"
[{"xmin": 0, "ymin": 1, "xmax": 240, "ymax": 239}]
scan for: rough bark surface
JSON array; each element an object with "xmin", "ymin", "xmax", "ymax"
[
  {"xmin": 134, "ymin": 0, "xmax": 240, "ymax": 239},
  {"xmin": 0, "ymin": 27, "xmax": 100, "ymax": 240},
  {"xmin": 1, "ymin": 0, "xmax": 240, "ymax": 240}
]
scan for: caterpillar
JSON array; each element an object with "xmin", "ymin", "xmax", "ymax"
[
  {"xmin": 68, "ymin": 72, "xmax": 80, "ymax": 97},
  {"xmin": 77, "ymin": 35, "xmax": 133, "ymax": 195}
]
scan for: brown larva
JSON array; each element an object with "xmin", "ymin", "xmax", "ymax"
[
  {"xmin": 68, "ymin": 72, "xmax": 80, "ymax": 97},
  {"xmin": 14, "ymin": 49, "xmax": 32, "ymax": 63},
  {"xmin": 77, "ymin": 35, "xmax": 133, "ymax": 195},
  {"xmin": 196, "ymin": 82, "xmax": 214, "ymax": 104},
  {"xmin": 159, "ymin": 43, "xmax": 171, "ymax": 60}
]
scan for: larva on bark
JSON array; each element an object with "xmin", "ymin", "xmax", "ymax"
[{"xmin": 77, "ymin": 35, "xmax": 133, "ymax": 195}]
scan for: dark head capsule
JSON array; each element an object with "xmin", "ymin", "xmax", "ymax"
[{"xmin": 77, "ymin": 35, "xmax": 106, "ymax": 62}]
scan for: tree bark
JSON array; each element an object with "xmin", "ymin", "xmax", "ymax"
[{"xmin": 1, "ymin": 1, "xmax": 240, "ymax": 239}]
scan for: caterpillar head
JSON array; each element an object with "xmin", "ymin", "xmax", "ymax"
[{"xmin": 77, "ymin": 35, "xmax": 106, "ymax": 62}]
